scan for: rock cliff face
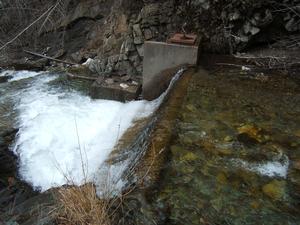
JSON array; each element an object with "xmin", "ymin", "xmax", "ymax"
[
  {"xmin": 64, "ymin": 0, "xmax": 178, "ymax": 77},
  {"xmin": 0, "ymin": 0, "xmax": 299, "ymax": 76}
]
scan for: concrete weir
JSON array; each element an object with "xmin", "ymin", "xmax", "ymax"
[{"xmin": 142, "ymin": 41, "xmax": 198, "ymax": 100}]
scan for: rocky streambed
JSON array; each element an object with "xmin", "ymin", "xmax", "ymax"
[{"xmin": 124, "ymin": 66, "xmax": 300, "ymax": 225}]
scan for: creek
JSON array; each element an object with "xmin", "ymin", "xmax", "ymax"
[
  {"xmin": 143, "ymin": 67, "xmax": 300, "ymax": 225},
  {"xmin": 0, "ymin": 70, "xmax": 174, "ymax": 192},
  {"xmin": 1, "ymin": 66, "xmax": 300, "ymax": 225}
]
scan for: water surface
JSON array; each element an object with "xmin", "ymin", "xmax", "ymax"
[{"xmin": 151, "ymin": 68, "xmax": 300, "ymax": 225}]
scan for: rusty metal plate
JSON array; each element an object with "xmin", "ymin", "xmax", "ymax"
[{"xmin": 167, "ymin": 33, "xmax": 197, "ymax": 46}]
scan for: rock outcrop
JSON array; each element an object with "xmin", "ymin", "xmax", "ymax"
[{"xmin": 0, "ymin": 0, "xmax": 299, "ymax": 75}]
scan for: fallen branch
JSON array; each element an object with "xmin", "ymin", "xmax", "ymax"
[
  {"xmin": 216, "ymin": 63, "xmax": 253, "ymax": 68},
  {"xmin": 66, "ymin": 72, "xmax": 97, "ymax": 81},
  {"xmin": 24, "ymin": 50, "xmax": 78, "ymax": 66},
  {"xmin": 217, "ymin": 61, "xmax": 300, "ymax": 71},
  {"xmin": 233, "ymin": 54, "xmax": 287, "ymax": 60}
]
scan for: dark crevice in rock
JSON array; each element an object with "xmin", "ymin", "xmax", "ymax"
[{"xmin": 65, "ymin": 16, "xmax": 100, "ymax": 29}]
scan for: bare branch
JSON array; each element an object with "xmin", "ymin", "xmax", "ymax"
[
  {"xmin": 0, "ymin": 0, "xmax": 61, "ymax": 52},
  {"xmin": 38, "ymin": 0, "xmax": 62, "ymax": 35}
]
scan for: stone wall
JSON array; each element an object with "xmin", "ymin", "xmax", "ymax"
[
  {"xmin": 0, "ymin": 0, "xmax": 299, "ymax": 76},
  {"xmin": 84, "ymin": 0, "xmax": 178, "ymax": 79},
  {"xmin": 70, "ymin": 0, "xmax": 300, "ymax": 78}
]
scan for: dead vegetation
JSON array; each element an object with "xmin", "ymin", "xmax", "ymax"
[
  {"xmin": 0, "ymin": 0, "xmax": 68, "ymax": 52},
  {"xmin": 50, "ymin": 114, "xmax": 172, "ymax": 225},
  {"xmin": 50, "ymin": 160, "xmax": 118, "ymax": 225},
  {"xmin": 54, "ymin": 183, "xmax": 112, "ymax": 225},
  {"xmin": 233, "ymin": 52, "xmax": 300, "ymax": 70}
]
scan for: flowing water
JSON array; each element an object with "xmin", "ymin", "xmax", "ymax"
[
  {"xmin": 148, "ymin": 68, "xmax": 300, "ymax": 225},
  {"xmin": 1, "ymin": 67, "xmax": 300, "ymax": 225},
  {"xmin": 0, "ymin": 70, "xmax": 168, "ymax": 192}
]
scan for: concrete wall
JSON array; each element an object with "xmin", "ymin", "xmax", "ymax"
[{"xmin": 142, "ymin": 41, "xmax": 198, "ymax": 100}]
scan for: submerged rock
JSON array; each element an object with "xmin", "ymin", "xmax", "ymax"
[
  {"xmin": 262, "ymin": 180, "xmax": 286, "ymax": 200},
  {"xmin": 171, "ymin": 145, "xmax": 198, "ymax": 162},
  {"xmin": 0, "ymin": 75, "xmax": 12, "ymax": 83},
  {"xmin": 142, "ymin": 67, "xmax": 300, "ymax": 225}
]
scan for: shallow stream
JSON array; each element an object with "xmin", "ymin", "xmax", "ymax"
[
  {"xmin": 149, "ymin": 68, "xmax": 300, "ymax": 225},
  {"xmin": 1, "ymin": 67, "xmax": 300, "ymax": 225}
]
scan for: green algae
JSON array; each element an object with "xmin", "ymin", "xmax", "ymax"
[
  {"xmin": 262, "ymin": 180, "xmax": 286, "ymax": 200},
  {"xmin": 150, "ymin": 68, "xmax": 300, "ymax": 225}
]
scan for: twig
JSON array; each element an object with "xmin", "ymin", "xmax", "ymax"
[
  {"xmin": 216, "ymin": 63, "xmax": 253, "ymax": 68},
  {"xmin": 66, "ymin": 73, "xmax": 97, "ymax": 81},
  {"xmin": 0, "ymin": 2, "xmax": 56, "ymax": 51},
  {"xmin": 24, "ymin": 50, "xmax": 78, "ymax": 66},
  {"xmin": 74, "ymin": 117, "xmax": 87, "ymax": 183},
  {"xmin": 38, "ymin": 0, "xmax": 62, "ymax": 34},
  {"xmin": 234, "ymin": 54, "xmax": 287, "ymax": 60}
]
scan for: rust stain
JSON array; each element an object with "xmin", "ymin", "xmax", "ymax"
[{"xmin": 167, "ymin": 33, "xmax": 197, "ymax": 46}]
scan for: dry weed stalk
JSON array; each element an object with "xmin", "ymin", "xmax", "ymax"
[
  {"xmin": 50, "ymin": 119, "xmax": 115, "ymax": 225},
  {"xmin": 51, "ymin": 115, "xmax": 166, "ymax": 225},
  {"xmin": 48, "ymin": 114, "xmax": 146, "ymax": 225},
  {"xmin": 55, "ymin": 183, "xmax": 111, "ymax": 225}
]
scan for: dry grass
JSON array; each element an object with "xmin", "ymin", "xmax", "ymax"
[
  {"xmin": 51, "ymin": 101, "xmax": 173, "ymax": 225},
  {"xmin": 51, "ymin": 139, "xmax": 162, "ymax": 225},
  {"xmin": 54, "ymin": 183, "xmax": 112, "ymax": 225},
  {"xmin": 49, "ymin": 120, "xmax": 118, "ymax": 225}
]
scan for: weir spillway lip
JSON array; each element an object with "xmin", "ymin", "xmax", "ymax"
[
  {"xmin": 103, "ymin": 68, "xmax": 193, "ymax": 192},
  {"xmin": 142, "ymin": 41, "xmax": 198, "ymax": 100}
]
